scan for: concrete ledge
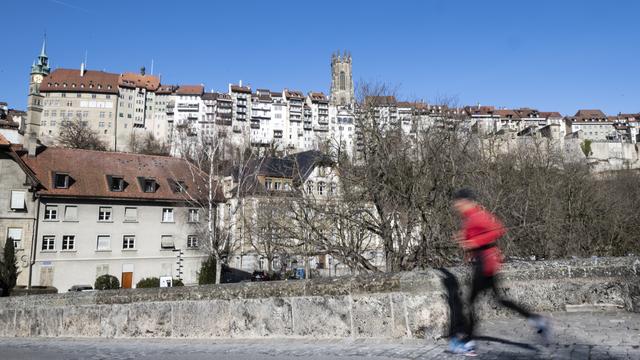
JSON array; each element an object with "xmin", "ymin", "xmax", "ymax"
[{"xmin": 0, "ymin": 256, "xmax": 637, "ymax": 340}]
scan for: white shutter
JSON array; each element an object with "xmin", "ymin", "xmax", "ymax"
[
  {"xmin": 97, "ymin": 235, "xmax": 111, "ymax": 250},
  {"xmin": 10, "ymin": 191, "xmax": 25, "ymax": 210},
  {"xmin": 65, "ymin": 206, "xmax": 78, "ymax": 221},
  {"xmin": 161, "ymin": 235, "xmax": 174, "ymax": 249},
  {"xmin": 7, "ymin": 228, "xmax": 22, "ymax": 241},
  {"xmin": 125, "ymin": 207, "xmax": 138, "ymax": 221}
]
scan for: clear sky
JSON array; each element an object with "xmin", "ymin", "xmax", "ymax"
[{"xmin": 1, "ymin": 0, "xmax": 639, "ymax": 115}]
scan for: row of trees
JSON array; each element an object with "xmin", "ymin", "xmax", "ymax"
[{"xmin": 56, "ymin": 119, "xmax": 169, "ymax": 156}]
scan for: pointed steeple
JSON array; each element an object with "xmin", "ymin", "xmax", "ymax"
[{"xmin": 40, "ymin": 35, "xmax": 47, "ymax": 57}]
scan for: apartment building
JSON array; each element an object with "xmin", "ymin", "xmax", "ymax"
[
  {"xmin": 0, "ymin": 135, "xmax": 39, "ymax": 288},
  {"xmin": 10, "ymin": 145, "xmax": 224, "ymax": 292},
  {"xmin": 565, "ymin": 110, "xmax": 615, "ymax": 141}
]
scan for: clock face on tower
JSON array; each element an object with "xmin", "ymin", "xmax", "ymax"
[{"xmin": 33, "ymin": 74, "xmax": 43, "ymax": 84}]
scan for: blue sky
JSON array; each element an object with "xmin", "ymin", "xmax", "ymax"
[{"xmin": 1, "ymin": 0, "xmax": 639, "ymax": 115}]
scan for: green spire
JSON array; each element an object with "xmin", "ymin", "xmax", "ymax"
[{"xmin": 40, "ymin": 36, "xmax": 47, "ymax": 57}]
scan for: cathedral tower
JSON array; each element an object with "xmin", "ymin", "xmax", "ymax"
[{"xmin": 330, "ymin": 51, "xmax": 354, "ymax": 107}]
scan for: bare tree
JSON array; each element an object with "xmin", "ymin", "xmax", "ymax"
[
  {"xmin": 129, "ymin": 131, "xmax": 170, "ymax": 156},
  {"xmin": 57, "ymin": 119, "xmax": 107, "ymax": 151},
  {"xmin": 172, "ymin": 127, "xmax": 261, "ymax": 283}
]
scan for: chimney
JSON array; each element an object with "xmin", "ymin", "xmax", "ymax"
[
  {"xmin": 80, "ymin": 62, "xmax": 85, "ymax": 77},
  {"xmin": 239, "ymin": 80, "xmax": 242, "ymax": 87}
]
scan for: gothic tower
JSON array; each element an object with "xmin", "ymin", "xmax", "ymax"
[
  {"xmin": 330, "ymin": 51, "xmax": 354, "ymax": 107},
  {"xmin": 26, "ymin": 37, "xmax": 50, "ymax": 142}
]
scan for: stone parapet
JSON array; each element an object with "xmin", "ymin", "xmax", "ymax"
[{"xmin": 0, "ymin": 256, "xmax": 637, "ymax": 339}]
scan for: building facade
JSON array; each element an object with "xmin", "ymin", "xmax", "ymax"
[{"xmin": 11, "ymin": 146, "xmax": 224, "ymax": 292}]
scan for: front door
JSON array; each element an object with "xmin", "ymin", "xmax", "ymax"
[
  {"xmin": 122, "ymin": 263, "xmax": 134, "ymax": 289},
  {"xmin": 122, "ymin": 272, "xmax": 133, "ymax": 288}
]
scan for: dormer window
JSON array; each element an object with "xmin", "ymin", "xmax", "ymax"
[
  {"xmin": 54, "ymin": 173, "xmax": 70, "ymax": 189},
  {"xmin": 108, "ymin": 176, "xmax": 125, "ymax": 192},
  {"xmin": 144, "ymin": 179, "xmax": 156, "ymax": 192},
  {"xmin": 137, "ymin": 177, "xmax": 157, "ymax": 193}
]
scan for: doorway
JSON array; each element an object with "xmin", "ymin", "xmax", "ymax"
[{"xmin": 122, "ymin": 264, "xmax": 134, "ymax": 289}]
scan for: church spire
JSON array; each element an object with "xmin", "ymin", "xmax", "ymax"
[{"xmin": 40, "ymin": 35, "xmax": 47, "ymax": 57}]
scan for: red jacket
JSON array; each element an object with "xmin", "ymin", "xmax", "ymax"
[{"xmin": 459, "ymin": 205, "xmax": 505, "ymax": 276}]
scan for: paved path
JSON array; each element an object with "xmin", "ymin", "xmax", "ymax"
[{"xmin": 0, "ymin": 312, "xmax": 638, "ymax": 359}]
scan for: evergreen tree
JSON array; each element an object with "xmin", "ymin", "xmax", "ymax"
[
  {"xmin": 0, "ymin": 238, "xmax": 19, "ymax": 296},
  {"xmin": 198, "ymin": 255, "xmax": 217, "ymax": 285}
]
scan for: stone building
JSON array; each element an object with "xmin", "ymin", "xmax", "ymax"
[
  {"xmin": 5, "ymin": 144, "xmax": 224, "ymax": 292},
  {"xmin": 0, "ymin": 134, "xmax": 39, "ymax": 288},
  {"xmin": 330, "ymin": 51, "xmax": 354, "ymax": 107}
]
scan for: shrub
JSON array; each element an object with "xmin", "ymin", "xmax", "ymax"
[
  {"xmin": 136, "ymin": 277, "xmax": 184, "ymax": 288},
  {"xmin": 198, "ymin": 255, "xmax": 217, "ymax": 285},
  {"xmin": 136, "ymin": 277, "xmax": 159, "ymax": 288},
  {"xmin": 94, "ymin": 274, "xmax": 120, "ymax": 290}
]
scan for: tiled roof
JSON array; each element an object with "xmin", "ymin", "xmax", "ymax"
[
  {"xmin": 119, "ymin": 73, "xmax": 160, "ymax": 91},
  {"xmin": 574, "ymin": 109, "xmax": 607, "ymax": 119},
  {"xmin": 0, "ymin": 133, "xmax": 10, "ymax": 146},
  {"xmin": 285, "ymin": 89, "xmax": 304, "ymax": 99},
  {"xmin": 175, "ymin": 85, "xmax": 204, "ymax": 96},
  {"xmin": 202, "ymin": 92, "xmax": 231, "ymax": 101},
  {"xmin": 230, "ymin": 84, "xmax": 252, "ymax": 94},
  {"xmin": 156, "ymin": 85, "xmax": 177, "ymax": 94},
  {"xmin": 308, "ymin": 92, "xmax": 328, "ymax": 102},
  {"xmin": 19, "ymin": 147, "xmax": 224, "ymax": 202},
  {"xmin": 365, "ymin": 96, "xmax": 397, "ymax": 106},
  {"xmin": 40, "ymin": 68, "xmax": 119, "ymax": 94}
]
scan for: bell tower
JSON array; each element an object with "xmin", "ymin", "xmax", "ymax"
[
  {"xmin": 26, "ymin": 37, "xmax": 50, "ymax": 143},
  {"xmin": 330, "ymin": 51, "xmax": 354, "ymax": 107}
]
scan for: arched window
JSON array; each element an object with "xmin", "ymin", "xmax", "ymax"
[{"xmin": 339, "ymin": 71, "xmax": 346, "ymax": 90}]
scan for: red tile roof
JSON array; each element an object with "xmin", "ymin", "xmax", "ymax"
[
  {"xmin": 119, "ymin": 73, "xmax": 160, "ymax": 91},
  {"xmin": 19, "ymin": 147, "xmax": 224, "ymax": 202},
  {"xmin": 0, "ymin": 133, "xmax": 10, "ymax": 146},
  {"xmin": 40, "ymin": 68, "xmax": 119, "ymax": 94},
  {"xmin": 175, "ymin": 85, "xmax": 204, "ymax": 96},
  {"xmin": 230, "ymin": 84, "xmax": 252, "ymax": 94}
]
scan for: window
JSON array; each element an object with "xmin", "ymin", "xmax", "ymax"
[
  {"xmin": 122, "ymin": 235, "xmax": 135, "ymax": 249},
  {"xmin": 96, "ymin": 264, "xmax": 109, "ymax": 277},
  {"xmin": 274, "ymin": 181, "xmax": 281, "ymax": 190},
  {"xmin": 98, "ymin": 207, "xmax": 112, "ymax": 221},
  {"xmin": 188, "ymin": 209, "xmax": 199, "ymax": 223},
  {"xmin": 265, "ymin": 179, "xmax": 272, "ymax": 190},
  {"xmin": 44, "ymin": 205, "xmax": 58, "ymax": 220},
  {"xmin": 162, "ymin": 208, "xmax": 174, "ymax": 222},
  {"xmin": 54, "ymin": 173, "xmax": 70, "ymax": 189},
  {"xmin": 109, "ymin": 176, "xmax": 124, "ymax": 192},
  {"xmin": 96, "ymin": 235, "xmax": 111, "ymax": 251},
  {"xmin": 339, "ymin": 71, "xmax": 346, "ymax": 91},
  {"xmin": 187, "ymin": 235, "xmax": 198, "ymax": 249},
  {"xmin": 329, "ymin": 182, "xmax": 337, "ymax": 195},
  {"xmin": 42, "ymin": 236, "xmax": 55, "ymax": 251},
  {"xmin": 144, "ymin": 179, "xmax": 155, "ymax": 192},
  {"xmin": 7, "ymin": 228, "xmax": 22, "ymax": 249},
  {"xmin": 124, "ymin": 207, "xmax": 138, "ymax": 222},
  {"xmin": 161, "ymin": 235, "xmax": 175, "ymax": 249},
  {"xmin": 64, "ymin": 205, "xmax": 78, "ymax": 221},
  {"xmin": 307, "ymin": 181, "xmax": 314, "ymax": 194},
  {"xmin": 317, "ymin": 181, "xmax": 325, "ymax": 195},
  {"xmin": 10, "ymin": 190, "xmax": 26, "ymax": 210},
  {"xmin": 62, "ymin": 235, "xmax": 76, "ymax": 251}
]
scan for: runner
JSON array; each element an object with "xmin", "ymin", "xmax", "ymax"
[{"xmin": 448, "ymin": 188, "xmax": 550, "ymax": 356}]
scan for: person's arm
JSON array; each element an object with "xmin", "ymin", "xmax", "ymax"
[{"xmin": 463, "ymin": 212, "xmax": 505, "ymax": 249}]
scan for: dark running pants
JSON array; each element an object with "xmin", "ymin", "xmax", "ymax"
[{"xmin": 463, "ymin": 260, "xmax": 534, "ymax": 339}]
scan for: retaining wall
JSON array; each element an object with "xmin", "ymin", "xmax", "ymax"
[{"xmin": 0, "ymin": 256, "xmax": 638, "ymax": 340}]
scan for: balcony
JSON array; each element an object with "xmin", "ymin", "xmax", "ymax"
[
  {"xmin": 303, "ymin": 122, "xmax": 312, "ymax": 130},
  {"xmin": 314, "ymin": 125, "xmax": 329, "ymax": 132},
  {"xmin": 273, "ymin": 130, "xmax": 283, "ymax": 139},
  {"xmin": 250, "ymin": 122, "xmax": 260, "ymax": 129},
  {"xmin": 216, "ymin": 119, "xmax": 232, "ymax": 126},
  {"xmin": 233, "ymin": 126, "xmax": 242, "ymax": 133}
]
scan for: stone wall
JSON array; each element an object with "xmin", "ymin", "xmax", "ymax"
[{"xmin": 0, "ymin": 256, "xmax": 637, "ymax": 340}]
